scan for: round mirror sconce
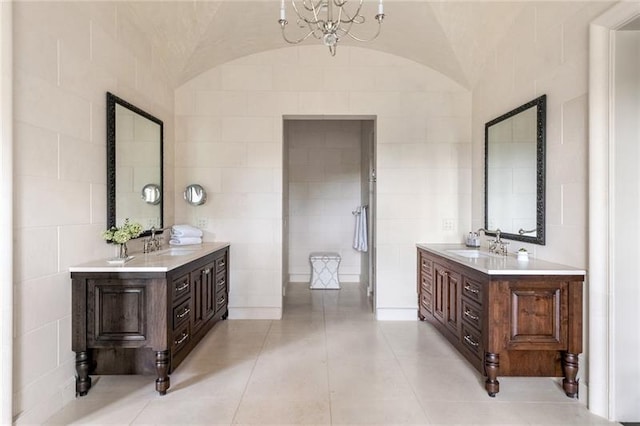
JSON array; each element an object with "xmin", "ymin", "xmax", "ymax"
[
  {"xmin": 184, "ymin": 184, "xmax": 207, "ymax": 206},
  {"xmin": 141, "ymin": 183, "xmax": 161, "ymax": 205}
]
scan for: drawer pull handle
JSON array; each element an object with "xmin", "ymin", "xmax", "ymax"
[
  {"xmin": 217, "ymin": 279, "xmax": 226, "ymax": 289},
  {"xmin": 464, "ymin": 309, "xmax": 479, "ymax": 321},
  {"xmin": 175, "ymin": 332, "xmax": 189, "ymax": 345},
  {"xmin": 216, "ymin": 296, "xmax": 226, "ymax": 307},
  {"xmin": 219, "ymin": 261, "xmax": 225, "ymax": 269},
  {"xmin": 177, "ymin": 308, "xmax": 191, "ymax": 319},
  {"xmin": 464, "ymin": 335, "xmax": 479, "ymax": 347},
  {"xmin": 176, "ymin": 282, "xmax": 189, "ymax": 292},
  {"xmin": 464, "ymin": 284, "xmax": 479, "ymax": 294}
]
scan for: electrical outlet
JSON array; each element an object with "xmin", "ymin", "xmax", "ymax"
[
  {"xmin": 442, "ymin": 219, "xmax": 455, "ymax": 231},
  {"xmin": 195, "ymin": 217, "xmax": 208, "ymax": 229}
]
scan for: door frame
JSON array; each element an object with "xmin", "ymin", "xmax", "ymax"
[
  {"xmin": 281, "ymin": 115, "xmax": 377, "ymax": 311},
  {"xmin": 589, "ymin": 2, "xmax": 640, "ymax": 420}
]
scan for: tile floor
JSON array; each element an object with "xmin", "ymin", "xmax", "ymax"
[{"xmin": 45, "ymin": 282, "xmax": 619, "ymax": 425}]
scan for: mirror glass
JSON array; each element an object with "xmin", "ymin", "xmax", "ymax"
[
  {"xmin": 184, "ymin": 184, "xmax": 207, "ymax": 206},
  {"xmin": 107, "ymin": 92, "xmax": 163, "ymax": 237},
  {"xmin": 485, "ymin": 95, "xmax": 545, "ymax": 245}
]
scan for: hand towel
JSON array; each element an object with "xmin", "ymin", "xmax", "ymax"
[
  {"xmin": 169, "ymin": 237, "xmax": 203, "ymax": 246},
  {"xmin": 353, "ymin": 206, "xmax": 368, "ymax": 252},
  {"xmin": 171, "ymin": 224, "xmax": 203, "ymax": 238}
]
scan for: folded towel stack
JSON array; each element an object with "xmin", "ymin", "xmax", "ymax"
[{"xmin": 170, "ymin": 224, "xmax": 203, "ymax": 246}]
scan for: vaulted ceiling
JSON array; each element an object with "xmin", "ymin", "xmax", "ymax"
[{"xmin": 122, "ymin": 1, "xmax": 536, "ymax": 89}]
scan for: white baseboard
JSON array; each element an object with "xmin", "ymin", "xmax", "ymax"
[
  {"xmin": 289, "ymin": 274, "xmax": 361, "ymax": 283},
  {"xmin": 376, "ymin": 308, "xmax": 418, "ymax": 321},
  {"xmin": 228, "ymin": 307, "xmax": 282, "ymax": 320}
]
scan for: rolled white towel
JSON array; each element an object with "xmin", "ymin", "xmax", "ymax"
[
  {"xmin": 169, "ymin": 237, "xmax": 202, "ymax": 246},
  {"xmin": 171, "ymin": 224, "xmax": 203, "ymax": 238}
]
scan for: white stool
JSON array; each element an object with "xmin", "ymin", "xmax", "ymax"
[{"xmin": 309, "ymin": 252, "xmax": 341, "ymax": 289}]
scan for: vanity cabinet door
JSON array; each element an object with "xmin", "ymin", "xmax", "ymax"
[
  {"xmin": 192, "ymin": 262, "xmax": 215, "ymax": 333},
  {"xmin": 433, "ymin": 262, "xmax": 461, "ymax": 336}
]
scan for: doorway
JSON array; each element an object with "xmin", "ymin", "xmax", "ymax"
[{"xmin": 282, "ymin": 117, "xmax": 376, "ymax": 312}]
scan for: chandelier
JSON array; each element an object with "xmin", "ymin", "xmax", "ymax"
[{"xmin": 278, "ymin": 0, "xmax": 385, "ymax": 56}]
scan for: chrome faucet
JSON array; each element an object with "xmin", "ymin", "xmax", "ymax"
[
  {"xmin": 143, "ymin": 226, "xmax": 163, "ymax": 253},
  {"xmin": 478, "ymin": 228, "xmax": 509, "ymax": 256}
]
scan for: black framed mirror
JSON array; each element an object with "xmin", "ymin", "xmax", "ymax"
[
  {"xmin": 107, "ymin": 92, "xmax": 163, "ymax": 237},
  {"xmin": 484, "ymin": 94, "xmax": 546, "ymax": 245}
]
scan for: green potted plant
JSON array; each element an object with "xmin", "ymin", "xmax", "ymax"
[{"xmin": 102, "ymin": 218, "xmax": 143, "ymax": 259}]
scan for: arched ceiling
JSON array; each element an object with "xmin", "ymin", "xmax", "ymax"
[{"xmin": 123, "ymin": 1, "xmax": 529, "ymax": 89}]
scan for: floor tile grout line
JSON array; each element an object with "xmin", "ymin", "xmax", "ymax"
[
  {"xmin": 379, "ymin": 321, "xmax": 436, "ymax": 425},
  {"xmin": 127, "ymin": 399, "xmax": 153, "ymax": 425},
  {"xmin": 228, "ymin": 319, "xmax": 274, "ymax": 425}
]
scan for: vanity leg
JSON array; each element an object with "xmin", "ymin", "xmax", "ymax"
[
  {"xmin": 155, "ymin": 350, "xmax": 170, "ymax": 396},
  {"xmin": 222, "ymin": 309, "xmax": 229, "ymax": 320},
  {"xmin": 75, "ymin": 351, "xmax": 92, "ymax": 396},
  {"xmin": 562, "ymin": 352, "xmax": 579, "ymax": 398},
  {"xmin": 484, "ymin": 352, "xmax": 500, "ymax": 397}
]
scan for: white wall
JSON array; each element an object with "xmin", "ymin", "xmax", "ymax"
[
  {"xmin": 471, "ymin": 0, "xmax": 613, "ymax": 401},
  {"xmin": 287, "ymin": 119, "xmax": 363, "ymax": 283},
  {"xmin": 1, "ymin": 1, "xmax": 13, "ymax": 423},
  {"xmin": 612, "ymin": 29, "xmax": 640, "ymax": 422},
  {"xmin": 175, "ymin": 46, "xmax": 472, "ymax": 320},
  {"xmin": 12, "ymin": 3, "xmax": 175, "ymax": 423}
]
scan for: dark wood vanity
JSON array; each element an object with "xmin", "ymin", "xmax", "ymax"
[
  {"xmin": 417, "ymin": 244, "xmax": 584, "ymax": 397},
  {"xmin": 71, "ymin": 244, "xmax": 229, "ymax": 396}
]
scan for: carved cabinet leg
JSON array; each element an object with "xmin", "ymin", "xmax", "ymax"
[
  {"xmin": 75, "ymin": 351, "xmax": 92, "ymax": 396},
  {"xmin": 484, "ymin": 352, "xmax": 500, "ymax": 397},
  {"xmin": 562, "ymin": 352, "xmax": 579, "ymax": 398},
  {"xmin": 155, "ymin": 350, "xmax": 170, "ymax": 396}
]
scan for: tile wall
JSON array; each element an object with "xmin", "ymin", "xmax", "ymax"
[
  {"xmin": 175, "ymin": 46, "xmax": 472, "ymax": 320},
  {"xmin": 472, "ymin": 2, "xmax": 612, "ymax": 267},
  {"xmin": 12, "ymin": 3, "xmax": 174, "ymax": 423}
]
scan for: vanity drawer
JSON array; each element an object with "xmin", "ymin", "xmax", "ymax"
[
  {"xmin": 461, "ymin": 298, "xmax": 482, "ymax": 330},
  {"xmin": 172, "ymin": 299, "xmax": 191, "ymax": 329},
  {"xmin": 215, "ymin": 292, "xmax": 227, "ymax": 314},
  {"xmin": 420, "ymin": 272, "xmax": 432, "ymax": 294},
  {"xmin": 172, "ymin": 321, "xmax": 191, "ymax": 354},
  {"xmin": 462, "ymin": 277, "xmax": 483, "ymax": 305},
  {"xmin": 215, "ymin": 255, "xmax": 227, "ymax": 274},
  {"xmin": 461, "ymin": 323, "xmax": 483, "ymax": 360},
  {"xmin": 215, "ymin": 273, "xmax": 227, "ymax": 294},
  {"xmin": 172, "ymin": 273, "xmax": 191, "ymax": 303},
  {"xmin": 420, "ymin": 291, "xmax": 432, "ymax": 313},
  {"xmin": 420, "ymin": 255, "xmax": 432, "ymax": 275}
]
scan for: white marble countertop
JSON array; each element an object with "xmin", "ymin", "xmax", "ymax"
[
  {"xmin": 69, "ymin": 242, "xmax": 230, "ymax": 273},
  {"xmin": 417, "ymin": 243, "xmax": 586, "ymax": 276}
]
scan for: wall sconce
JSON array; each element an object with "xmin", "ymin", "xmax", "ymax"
[{"xmin": 184, "ymin": 184, "xmax": 207, "ymax": 206}]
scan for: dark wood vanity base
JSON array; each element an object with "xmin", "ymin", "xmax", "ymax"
[
  {"xmin": 417, "ymin": 247, "xmax": 584, "ymax": 398},
  {"xmin": 71, "ymin": 246, "xmax": 229, "ymax": 396}
]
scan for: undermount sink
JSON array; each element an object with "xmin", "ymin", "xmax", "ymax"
[
  {"xmin": 154, "ymin": 248, "xmax": 198, "ymax": 257},
  {"xmin": 446, "ymin": 249, "xmax": 490, "ymax": 259}
]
